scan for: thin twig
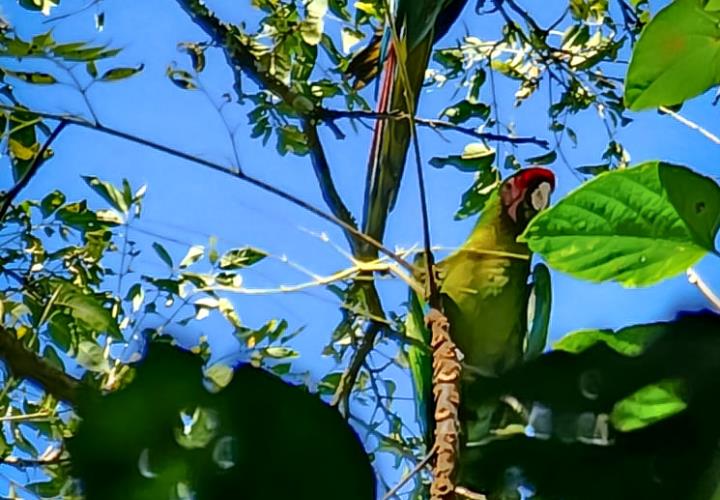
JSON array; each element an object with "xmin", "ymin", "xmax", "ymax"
[
  {"xmin": 455, "ymin": 486, "xmax": 488, "ymax": 499},
  {"xmin": 198, "ymin": 260, "xmax": 424, "ymax": 297},
  {"xmin": 331, "ymin": 321, "xmax": 382, "ymax": 412},
  {"xmin": 0, "ymin": 411, "xmax": 52, "ymax": 422},
  {"xmin": 321, "ymin": 109, "xmax": 550, "ymax": 148},
  {"xmin": 303, "ymin": 121, "xmax": 362, "ymax": 253},
  {"xmin": 687, "ymin": 268, "xmax": 720, "ymax": 311},
  {"xmin": 0, "ymin": 105, "xmax": 413, "ymax": 275},
  {"xmin": 659, "ymin": 106, "xmax": 720, "ymax": 146},
  {"xmin": 0, "ymin": 120, "xmax": 68, "ymax": 222},
  {"xmin": 382, "ymin": 444, "xmax": 438, "ymax": 500}
]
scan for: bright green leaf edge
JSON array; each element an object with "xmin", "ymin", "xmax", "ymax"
[{"xmin": 519, "ymin": 161, "xmax": 720, "ymax": 287}]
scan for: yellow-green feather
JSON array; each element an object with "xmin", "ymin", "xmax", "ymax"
[{"xmin": 439, "ymin": 191, "xmax": 532, "ymax": 378}]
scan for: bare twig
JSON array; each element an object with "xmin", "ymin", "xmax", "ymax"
[
  {"xmin": 198, "ymin": 259, "xmax": 424, "ymax": 297},
  {"xmin": 659, "ymin": 106, "xmax": 720, "ymax": 146},
  {"xmin": 0, "ymin": 105, "xmax": 413, "ymax": 275},
  {"xmin": 331, "ymin": 321, "xmax": 382, "ymax": 412},
  {"xmin": 455, "ymin": 486, "xmax": 488, "ymax": 499},
  {"xmin": 687, "ymin": 268, "xmax": 720, "ymax": 311},
  {"xmin": 303, "ymin": 122, "xmax": 362, "ymax": 253},
  {"xmin": 321, "ymin": 109, "xmax": 550, "ymax": 148},
  {"xmin": 383, "ymin": 444, "xmax": 438, "ymax": 500},
  {"xmin": 0, "ymin": 120, "xmax": 68, "ymax": 222}
]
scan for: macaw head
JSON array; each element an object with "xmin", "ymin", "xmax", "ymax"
[{"xmin": 500, "ymin": 167, "xmax": 556, "ymax": 229}]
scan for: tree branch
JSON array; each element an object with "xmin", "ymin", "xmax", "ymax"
[
  {"xmin": 0, "ymin": 325, "xmax": 81, "ymax": 404},
  {"xmin": 302, "ymin": 121, "xmax": 363, "ymax": 254},
  {"xmin": 0, "ymin": 104, "xmax": 413, "ymax": 275},
  {"xmin": 175, "ymin": 0, "xmax": 365, "ymax": 263},
  {"xmin": 0, "ymin": 120, "xmax": 68, "ymax": 222},
  {"xmin": 174, "ymin": 0, "xmax": 395, "ymax": 419},
  {"xmin": 321, "ymin": 109, "xmax": 550, "ymax": 148},
  {"xmin": 383, "ymin": 444, "xmax": 437, "ymax": 499},
  {"xmin": 426, "ymin": 309, "xmax": 461, "ymax": 500}
]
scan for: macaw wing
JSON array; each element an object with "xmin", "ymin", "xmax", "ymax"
[
  {"xmin": 406, "ymin": 282, "xmax": 433, "ymax": 445},
  {"xmin": 524, "ymin": 262, "xmax": 552, "ymax": 361}
]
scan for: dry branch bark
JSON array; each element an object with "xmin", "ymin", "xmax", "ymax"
[{"xmin": 427, "ymin": 308, "xmax": 461, "ymax": 499}]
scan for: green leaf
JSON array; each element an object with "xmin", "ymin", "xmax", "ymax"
[
  {"xmin": 205, "ymin": 364, "xmax": 234, "ymax": 390},
  {"xmin": 624, "ymin": 0, "xmax": 720, "ymax": 110},
  {"xmin": 152, "ymin": 242, "xmax": 174, "ymax": 269},
  {"xmin": 341, "ymin": 27, "xmax": 364, "ymax": 53},
  {"xmin": 53, "ymin": 280, "xmax": 122, "ymax": 339},
  {"xmin": 83, "ymin": 176, "xmax": 129, "ymax": 213},
  {"xmin": 100, "ymin": 64, "xmax": 144, "ymax": 82},
  {"xmin": 40, "ymin": 190, "xmax": 65, "ymax": 218},
  {"xmin": 125, "ymin": 283, "xmax": 144, "ymax": 313},
  {"xmin": 43, "ymin": 345, "xmax": 65, "ymax": 371},
  {"xmin": 430, "ymin": 146, "xmax": 496, "ymax": 173},
  {"xmin": 455, "ymin": 167, "xmax": 500, "ymax": 220},
  {"xmin": 52, "ymin": 44, "xmax": 120, "ymax": 62},
  {"xmin": 68, "ymin": 345, "xmax": 375, "ymax": 499},
  {"xmin": 553, "ymin": 323, "xmax": 666, "ymax": 356},
  {"xmin": 18, "ymin": 0, "xmax": 58, "ymax": 16},
  {"xmin": 179, "ymin": 245, "xmax": 205, "ymax": 269},
  {"xmin": 5, "ymin": 70, "xmax": 57, "ymax": 84},
  {"xmin": 177, "ymin": 42, "xmax": 206, "ymax": 72},
  {"xmin": 219, "ymin": 247, "xmax": 267, "ymax": 270},
  {"xmin": 277, "ymin": 125, "xmax": 309, "ymax": 156},
  {"xmin": 166, "ymin": 68, "xmax": 197, "ymax": 90},
  {"xmin": 520, "ymin": 162, "xmax": 720, "ymax": 286},
  {"xmin": 76, "ymin": 341, "xmax": 109, "ymax": 372},
  {"xmin": 174, "ymin": 407, "xmax": 219, "ymax": 449},
  {"xmin": 300, "ymin": 0, "xmax": 328, "ymax": 45},
  {"xmin": 48, "ymin": 314, "xmax": 74, "ymax": 351},
  {"xmin": 86, "ymin": 61, "xmax": 98, "ymax": 78},
  {"xmin": 440, "ymin": 100, "xmax": 490, "ymax": 125},
  {"xmin": 525, "ymin": 150, "xmax": 557, "ymax": 165},
  {"xmin": 263, "ymin": 346, "xmax": 298, "ymax": 359},
  {"xmin": 611, "ymin": 379, "xmax": 687, "ymax": 432},
  {"xmin": 707, "ymin": 0, "xmax": 720, "ymax": 10}
]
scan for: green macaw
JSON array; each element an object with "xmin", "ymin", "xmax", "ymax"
[
  {"xmin": 406, "ymin": 167, "xmax": 556, "ymax": 448},
  {"xmin": 347, "ymin": 0, "xmax": 469, "ymax": 257}
]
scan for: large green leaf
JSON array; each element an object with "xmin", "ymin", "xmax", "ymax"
[
  {"xmin": 520, "ymin": 162, "xmax": 720, "ymax": 286},
  {"xmin": 553, "ymin": 323, "xmax": 666, "ymax": 356},
  {"xmin": 52, "ymin": 279, "xmax": 122, "ymax": 339},
  {"xmin": 611, "ymin": 379, "xmax": 687, "ymax": 432},
  {"xmin": 624, "ymin": 0, "xmax": 720, "ymax": 110}
]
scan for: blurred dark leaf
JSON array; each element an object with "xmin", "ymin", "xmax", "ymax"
[
  {"xmin": 69, "ymin": 344, "xmax": 375, "ymax": 499},
  {"xmin": 459, "ymin": 311, "xmax": 720, "ymax": 499}
]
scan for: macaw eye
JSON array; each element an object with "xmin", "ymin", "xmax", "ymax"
[{"xmin": 530, "ymin": 182, "xmax": 552, "ymax": 211}]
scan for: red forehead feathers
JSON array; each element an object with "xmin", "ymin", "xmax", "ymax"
[{"xmin": 511, "ymin": 167, "xmax": 556, "ymax": 191}]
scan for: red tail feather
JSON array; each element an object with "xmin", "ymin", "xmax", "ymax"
[{"xmin": 367, "ymin": 46, "xmax": 396, "ymax": 178}]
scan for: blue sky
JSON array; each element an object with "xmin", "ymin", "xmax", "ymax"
[{"xmin": 4, "ymin": 0, "xmax": 720, "ymax": 494}]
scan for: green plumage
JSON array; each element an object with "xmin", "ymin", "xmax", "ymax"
[
  {"xmin": 439, "ymin": 192, "xmax": 531, "ymax": 378},
  {"xmin": 406, "ymin": 169, "xmax": 554, "ymax": 456}
]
